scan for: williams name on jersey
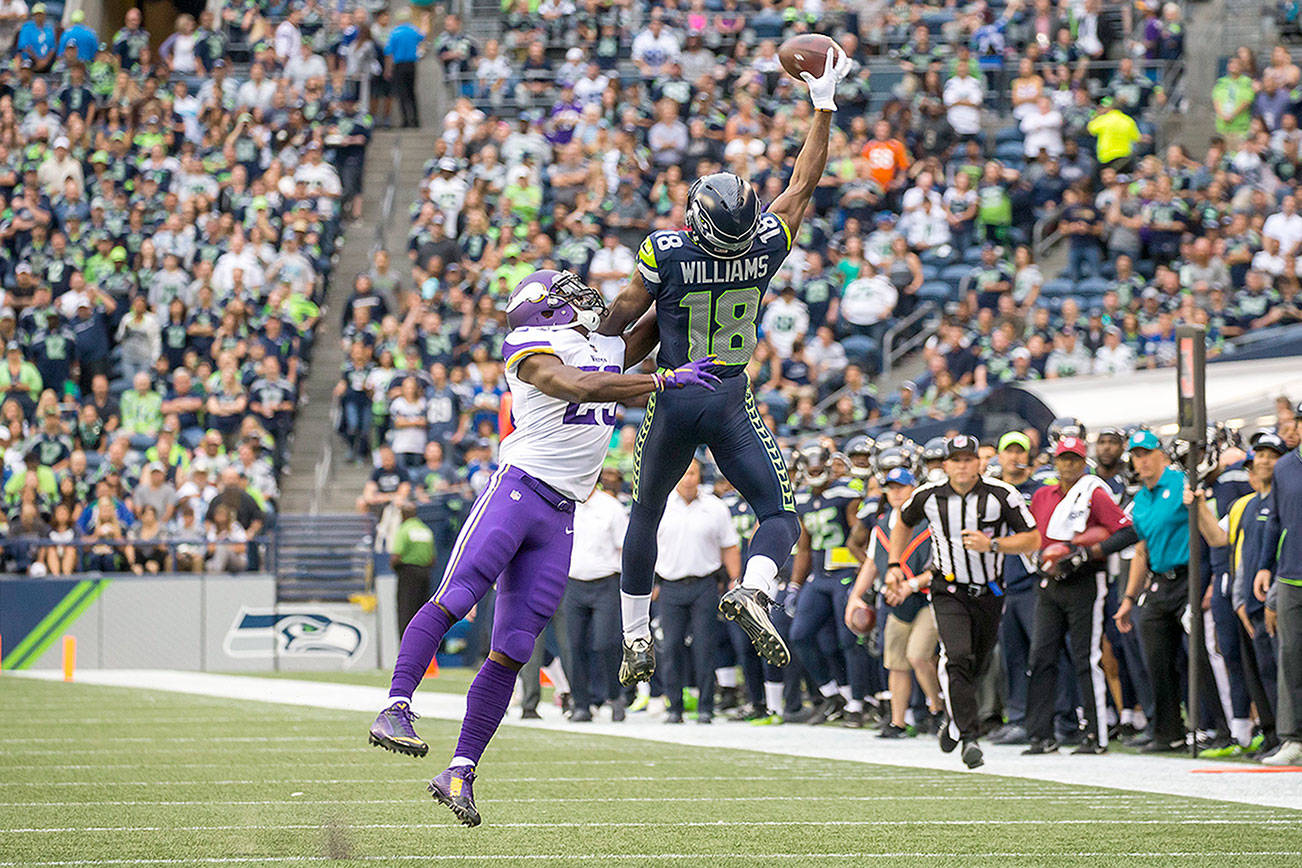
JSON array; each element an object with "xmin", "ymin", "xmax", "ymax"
[{"xmin": 637, "ymin": 212, "xmax": 794, "ymax": 373}]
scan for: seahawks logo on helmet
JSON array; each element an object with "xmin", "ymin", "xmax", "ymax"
[
  {"xmin": 685, "ymin": 173, "xmax": 761, "ymax": 259},
  {"xmin": 223, "ymin": 608, "xmax": 365, "ymax": 659}
]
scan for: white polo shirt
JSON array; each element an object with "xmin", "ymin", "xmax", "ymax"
[
  {"xmin": 569, "ymin": 488, "xmax": 628, "ymax": 580},
  {"xmin": 654, "ymin": 489, "xmax": 739, "ymax": 580}
]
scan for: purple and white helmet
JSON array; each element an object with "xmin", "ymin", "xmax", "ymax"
[{"xmin": 504, "ymin": 269, "xmax": 607, "ymax": 332}]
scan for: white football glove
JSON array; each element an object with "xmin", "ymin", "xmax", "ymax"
[{"xmin": 800, "ymin": 45, "xmax": 852, "ymax": 112}]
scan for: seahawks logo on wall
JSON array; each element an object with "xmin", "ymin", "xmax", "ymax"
[{"xmin": 223, "ymin": 608, "xmax": 365, "ymax": 658}]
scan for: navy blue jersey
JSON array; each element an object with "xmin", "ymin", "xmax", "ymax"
[
  {"xmin": 797, "ymin": 482, "xmax": 860, "ymax": 579},
  {"xmin": 637, "ymin": 211, "xmax": 794, "ymax": 375},
  {"xmin": 721, "ymin": 490, "xmax": 758, "ymax": 559}
]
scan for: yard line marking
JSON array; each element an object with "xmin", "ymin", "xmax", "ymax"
[
  {"xmin": 4, "ymin": 818, "xmax": 1296, "ymax": 834},
  {"xmin": 0, "ymin": 794, "xmax": 1222, "ymax": 808},
  {"xmin": 5, "ymin": 851, "xmax": 1302, "ymax": 866},
  {"xmin": 0, "ymin": 774, "xmax": 1000, "ymax": 787}
]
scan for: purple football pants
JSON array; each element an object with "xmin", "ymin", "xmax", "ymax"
[{"xmin": 389, "ymin": 464, "xmax": 575, "ymax": 700}]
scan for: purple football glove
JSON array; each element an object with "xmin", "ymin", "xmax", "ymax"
[{"xmin": 657, "ymin": 356, "xmax": 722, "ymax": 391}]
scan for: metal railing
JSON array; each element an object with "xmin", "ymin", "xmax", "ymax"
[
  {"xmin": 881, "ymin": 301, "xmax": 939, "ymax": 378},
  {"xmin": 1, "ymin": 535, "xmax": 273, "ymax": 575}
]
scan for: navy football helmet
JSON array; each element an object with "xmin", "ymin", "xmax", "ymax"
[{"xmin": 684, "ymin": 173, "xmax": 761, "ymax": 259}]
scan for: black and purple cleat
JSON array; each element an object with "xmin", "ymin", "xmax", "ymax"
[
  {"xmin": 368, "ymin": 701, "xmax": 428, "ymax": 758},
  {"xmin": 429, "ymin": 765, "xmax": 481, "ymax": 827}
]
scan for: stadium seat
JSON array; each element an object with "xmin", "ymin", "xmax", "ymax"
[
  {"xmin": 920, "ymin": 264, "xmax": 939, "ymax": 282},
  {"xmin": 941, "ymin": 263, "xmax": 974, "ymax": 287},
  {"xmin": 961, "ymin": 246, "xmax": 984, "ymax": 264},
  {"xmin": 995, "ymin": 140, "xmax": 1026, "ymax": 162},
  {"xmin": 994, "ymin": 126, "xmax": 1023, "ymax": 145},
  {"xmin": 1075, "ymin": 276, "xmax": 1111, "ymax": 297},
  {"xmin": 918, "ymin": 281, "xmax": 954, "ymax": 304},
  {"xmin": 1041, "ymin": 278, "xmax": 1077, "ymax": 298}
]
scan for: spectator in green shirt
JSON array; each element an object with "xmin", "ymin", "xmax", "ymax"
[
  {"xmin": 119, "ymin": 370, "xmax": 163, "ymax": 449},
  {"xmin": 0, "ymin": 341, "xmax": 43, "ymax": 415},
  {"xmin": 1212, "ymin": 57, "xmax": 1256, "ymax": 144},
  {"xmin": 391, "ymin": 502, "xmax": 436, "ymax": 634}
]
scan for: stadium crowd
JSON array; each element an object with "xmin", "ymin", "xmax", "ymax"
[
  {"xmin": 0, "ymin": 3, "xmax": 385, "ymax": 573},
  {"xmin": 333, "ymin": 2, "xmax": 1302, "ymax": 767}
]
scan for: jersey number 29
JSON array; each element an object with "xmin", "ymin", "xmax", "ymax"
[{"xmin": 678, "ymin": 287, "xmax": 759, "ymax": 366}]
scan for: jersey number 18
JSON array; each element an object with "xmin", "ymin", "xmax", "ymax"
[{"xmin": 679, "ymin": 287, "xmax": 760, "ymax": 366}]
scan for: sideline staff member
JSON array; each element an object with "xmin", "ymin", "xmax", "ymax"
[
  {"xmin": 391, "ymin": 503, "xmax": 436, "ymax": 635},
  {"xmin": 888, "ymin": 435, "xmax": 1039, "ymax": 769},
  {"xmin": 655, "ymin": 460, "xmax": 741, "ymax": 724},
  {"xmin": 1114, "ymin": 429, "xmax": 1229, "ymax": 753}
]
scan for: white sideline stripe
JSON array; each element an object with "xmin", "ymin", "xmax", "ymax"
[
  {"xmin": 0, "ymin": 775, "xmax": 862, "ymax": 787},
  {"xmin": 11, "ymin": 669, "xmax": 1302, "ymax": 810},
  {"xmin": 6, "ymin": 851, "xmax": 1302, "ymax": 866},
  {"xmin": 3, "ymin": 819, "xmax": 1295, "ymax": 834}
]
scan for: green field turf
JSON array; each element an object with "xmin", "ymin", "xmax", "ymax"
[{"xmin": 2, "ymin": 674, "xmax": 1300, "ymax": 868}]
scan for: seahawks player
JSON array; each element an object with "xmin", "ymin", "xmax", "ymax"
[
  {"xmin": 600, "ymin": 46, "xmax": 853, "ymax": 682},
  {"xmin": 789, "ymin": 445, "xmax": 870, "ymax": 726}
]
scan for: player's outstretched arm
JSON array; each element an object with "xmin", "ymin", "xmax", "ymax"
[
  {"xmin": 622, "ymin": 307, "xmax": 661, "ymax": 368},
  {"xmin": 597, "ymin": 269, "xmax": 654, "ymax": 337},
  {"xmin": 767, "ymin": 46, "xmax": 851, "ymax": 238},
  {"xmin": 517, "ymin": 352, "xmax": 718, "ymax": 404}
]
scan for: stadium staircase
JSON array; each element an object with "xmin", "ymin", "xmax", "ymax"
[
  {"xmin": 280, "ymin": 19, "xmax": 448, "ymax": 517},
  {"xmin": 271, "ymin": 514, "xmax": 377, "ymax": 602}
]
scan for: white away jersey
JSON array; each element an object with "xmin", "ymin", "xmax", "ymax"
[{"xmin": 499, "ymin": 326, "xmax": 627, "ymax": 500}]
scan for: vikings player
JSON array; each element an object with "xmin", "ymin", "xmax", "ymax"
[{"xmin": 368, "ymin": 269, "xmax": 718, "ymax": 827}]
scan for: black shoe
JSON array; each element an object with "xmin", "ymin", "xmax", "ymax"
[
  {"xmin": 1056, "ymin": 729, "xmax": 1082, "ymax": 747},
  {"xmin": 1123, "ymin": 730, "xmax": 1154, "ymax": 749},
  {"xmin": 697, "ymin": 714, "xmax": 713, "ymax": 725},
  {"xmin": 1022, "ymin": 738, "xmax": 1059, "ymax": 755},
  {"xmin": 716, "ymin": 686, "xmax": 740, "ymax": 711},
  {"xmin": 718, "ymin": 587, "xmax": 790, "ymax": 667},
  {"xmin": 1140, "ymin": 737, "xmax": 1186, "ymax": 754},
  {"xmin": 619, "ymin": 637, "xmax": 656, "ymax": 686},
  {"xmin": 962, "ymin": 740, "xmax": 984, "ymax": 769},
  {"xmin": 1196, "ymin": 732, "xmax": 1232, "ymax": 753},
  {"xmin": 665, "ymin": 711, "xmax": 684, "ymax": 724},
  {"xmin": 938, "ymin": 713, "xmax": 959, "ymax": 753},
  {"xmin": 807, "ymin": 694, "xmax": 847, "ymax": 725},
  {"xmin": 841, "ymin": 709, "xmax": 865, "ymax": 729},
  {"xmin": 520, "ymin": 708, "xmax": 542, "ymax": 720},
  {"xmin": 610, "ymin": 698, "xmax": 626, "ymax": 723},
  {"xmin": 1117, "ymin": 722, "xmax": 1141, "ymax": 740},
  {"xmin": 878, "ymin": 723, "xmax": 916, "ymax": 739},
  {"xmin": 784, "ymin": 705, "xmax": 815, "ymax": 724},
  {"xmin": 1073, "ymin": 734, "xmax": 1107, "ymax": 755},
  {"xmin": 570, "ymin": 707, "xmax": 592, "ymax": 722},
  {"xmin": 558, "ymin": 692, "xmax": 573, "ymax": 716}
]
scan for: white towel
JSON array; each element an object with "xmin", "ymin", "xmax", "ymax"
[{"xmin": 1045, "ymin": 475, "xmax": 1108, "ymax": 542}]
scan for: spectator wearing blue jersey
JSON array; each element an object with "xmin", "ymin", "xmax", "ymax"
[
  {"xmin": 15, "ymin": 2, "xmax": 55, "ymax": 71},
  {"xmin": 57, "ymin": 9, "xmax": 99, "ymax": 62},
  {"xmin": 385, "ymin": 10, "xmax": 426, "ymax": 129}
]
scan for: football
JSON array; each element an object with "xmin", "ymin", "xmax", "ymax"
[
  {"xmin": 778, "ymin": 33, "xmax": 843, "ymax": 81},
  {"xmin": 1040, "ymin": 542, "xmax": 1073, "ymax": 574},
  {"xmin": 849, "ymin": 603, "xmax": 875, "ymax": 636}
]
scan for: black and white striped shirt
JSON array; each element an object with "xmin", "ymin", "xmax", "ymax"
[{"xmin": 898, "ymin": 477, "xmax": 1036, "ymax": 588}]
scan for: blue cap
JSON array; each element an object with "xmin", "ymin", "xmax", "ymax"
[
  {"xmin": 1127, "ymin": 429, "xmax": 1162, "ymax": 452},
  {"xmin": 884, "ymin": 467, "xmax": 915, "ymax": 486}
]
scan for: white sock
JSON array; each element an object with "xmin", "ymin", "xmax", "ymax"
[
  {"xmin": 389, "ymin": 695, "xmax": 412, "ymax": 707},
  {"xmin": 740, "ymin": 555, "xmax": 779, "ymax": 600},
  {"xmin": 637, "ymin": 681, "xmax": 651, "ymax": 698},
  {"xmin": 837, "ymin": 685, "xmax": 853, "ymax": 702},
  {"xmin": 764, "ymin": 682, "xmax": 784, "ymax": 714},
  {"xmin": 543, "ymin": 659, "xmax": 570, "ymax": 695},
  {"xmin": 450, "ymin": 756, "xmax": 476, "ymax": 769},
  {"xmin": 1231, "ymin": 717, "xmax": 1254, "ymax": 746},
  {"xmin": 621, "ymin": 592, "xmax": 652, "ymax": 641},
  {"xmin": 1106, "ymin": 706, "xmax": 1118, "ymax": 727},
  {"xmin": 1120, "ymin": 708, "xmax": 1134, "ymax": 726},
  {"xmin": 715, "ymin": 667, "xmax": 738, "ymax": 689},
  {"xmin": 819, "ymin": 680, "xmax": 838, "ymax": 698},
  {"xmin": 846, "ymin": 698, "xmax": 864, "ymax": 714},
  {"xmin": 1133, "ymin": 709, "xmax": 1148, "ymax": 731}
]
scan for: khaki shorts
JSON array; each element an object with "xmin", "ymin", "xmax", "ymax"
[{"xmin": 883, "ymin": 606, "xmax": 939, "ymax": 672}]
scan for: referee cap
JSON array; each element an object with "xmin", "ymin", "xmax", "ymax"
[
  {"xmin": 944, "ymin": 435, "xmax": 980, "ymax": 459},
  {"xmin": 997, "ymin": 431, "xmax": 1031, "ymax": 452},
  {"xmin": 1127, "ymin": 429, "xmax": 1162, "ymax": 452}
]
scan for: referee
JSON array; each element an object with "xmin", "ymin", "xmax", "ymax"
[{"xmin": 888, "ymin": 435, "xmax": 1039, "ymax": 768}]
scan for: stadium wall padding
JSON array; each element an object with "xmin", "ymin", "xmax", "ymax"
[{"xmin": 0, "ymin": 574, "xmax": 398, "ymax": 672}]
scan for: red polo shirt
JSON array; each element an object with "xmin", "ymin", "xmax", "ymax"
[{"xmin": 1029, "ymin": 480, "xmax": 1130, "ymax": 552}]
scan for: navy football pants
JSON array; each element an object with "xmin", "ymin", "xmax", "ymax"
[{"xmin": 622, "ymin": 376, "xmax": 800, "ymax": 598}]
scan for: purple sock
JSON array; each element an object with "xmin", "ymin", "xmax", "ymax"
[
  {"xmin": 388, "ymin": 601, "xmax": 454, "ymax": 701},
  {"xmin": 452, "ymin": 658, "xmax": 517, "ymax": 766}
]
